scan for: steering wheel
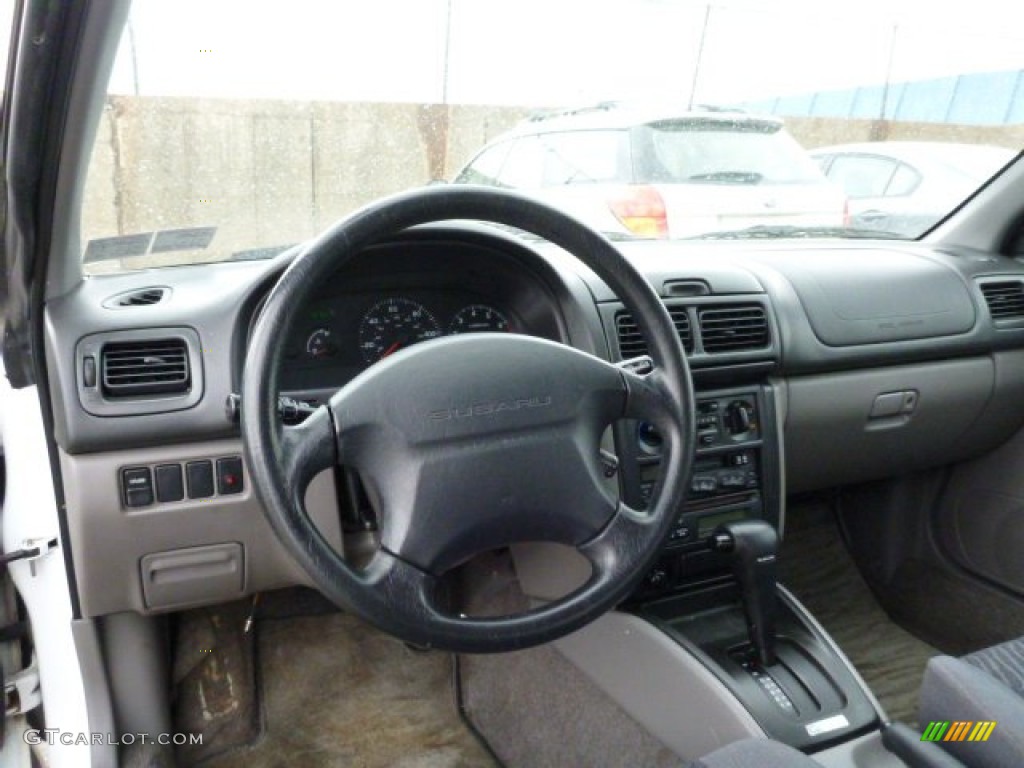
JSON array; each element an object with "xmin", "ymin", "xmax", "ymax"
[{"xmin": 242, "ymin": 186, "xmax": 695, "ymax": 653}]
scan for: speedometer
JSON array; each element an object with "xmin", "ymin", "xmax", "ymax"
[{"xmin": 358, "ymin": 298, "xmax": 442, "ymax": 363}]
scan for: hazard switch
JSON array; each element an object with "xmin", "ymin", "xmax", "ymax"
[{"xmin": 216, "ymin": 457, "xmax": 244, "ymax": 495}]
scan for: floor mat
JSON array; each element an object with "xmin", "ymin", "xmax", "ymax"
[
  {"xmin": 779, "ymin": 505, "xmax": 939, "ymax": 724},
  {"xmin": 202, "ymin": 612, "xmax": 496, "ymax": 768}
]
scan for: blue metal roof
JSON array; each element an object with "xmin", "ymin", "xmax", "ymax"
[{"xmin": 744, "ymin": 69, "xmax": 1024, "ymax": 125}]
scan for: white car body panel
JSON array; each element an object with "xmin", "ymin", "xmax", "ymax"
[{"xmin": 2, "ymin": 369, "xmax": 91, "ymax": 767}]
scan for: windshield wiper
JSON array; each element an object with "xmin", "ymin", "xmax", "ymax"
[
  {"xmin": 689, "ymin": 224, "xmax": 906, "ymax": 241},
  {"xmin": 687, "ymin": 171, "xmax": 764, "ymax": 184}
]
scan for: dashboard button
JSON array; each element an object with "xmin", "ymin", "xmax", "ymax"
[
  {"xmin": 122, "ymin": 467, "xmax": 153, "ymax": 508},
  {"xmin": 155, "ymin": 464, "xmax": 184, "ymax": 502},
  {"xmin": 186, "ymin": 461, "xmax": 215, "ymax": 499},
  {"xmin": 216, "ymin": 457, "xmax": 244, "ymax": 495},
  {"xmin": 719, "ymin": 471, "xmax": 748, "ymax": 489},
  {"xmin": 690, "ymin": 475, "xmax": 718, "ymax": 494}
]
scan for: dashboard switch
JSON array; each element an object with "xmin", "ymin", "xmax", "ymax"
[
  {"xmin": 83, "ymin": 356, "xmax": 97, "ymax": 388},
  {"xmin": 122, "ymin": 467, "xmax": 154, "ymax": 508},
  {"xmin": 155, "ymin": 464, "xmax": 184, "ymax": 502},
  {"xmin": 186, "ymin": 461, "xmax": 215, "ymax": 499},
  {"xmin": 216, "ymin": 457, "xmax": 244, "ymax": 495}
]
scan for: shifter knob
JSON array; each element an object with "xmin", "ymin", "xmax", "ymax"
[{"xmin": 713, "ymin": 519, "xmax": 778, "ymax": 667}]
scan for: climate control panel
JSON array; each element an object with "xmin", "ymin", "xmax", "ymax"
[{"xmin": 626, "ymin": 385, "xmax": 781, "ymax": 599}]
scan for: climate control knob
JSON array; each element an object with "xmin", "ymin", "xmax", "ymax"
[{"xmin": 725, "ymin": 400, "xmax": 755, "ymax": 436}]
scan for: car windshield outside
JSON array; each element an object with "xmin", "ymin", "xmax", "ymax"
[{"xmin": 80, "ymin": 0, "xmax": 1024, "ymax": 273}]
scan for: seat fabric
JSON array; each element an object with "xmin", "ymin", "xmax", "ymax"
[{"xmin": 918, "ymin": 637, "xmax": 1024, "ymax": 768}]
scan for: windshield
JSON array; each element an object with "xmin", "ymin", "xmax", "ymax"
[{"xmin": 81, "ymin": 0, "xmax": 1024, "ymax": 272}]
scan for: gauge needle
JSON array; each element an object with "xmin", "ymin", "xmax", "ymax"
[{"xmin": 380, "ymin": 341, "xmax": 402, "ymax": 358}]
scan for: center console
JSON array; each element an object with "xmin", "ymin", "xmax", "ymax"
[{"xmin": 613, "ymin": 382, "xmax": 882, "ymax": 753}]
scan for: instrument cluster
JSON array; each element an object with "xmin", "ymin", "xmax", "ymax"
[{"xmin": 280, "ymin": 289, "xmax": 521, "ymax": 393}]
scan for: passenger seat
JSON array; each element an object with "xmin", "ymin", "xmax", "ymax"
[{"xmin": 918, "ymin": 636, "xmax": 1024, "ymax": 767}]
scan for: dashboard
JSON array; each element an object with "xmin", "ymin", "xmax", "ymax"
[{"xmin": 41, "ymin": 224, "xmax": 1024, "ymax": 617}]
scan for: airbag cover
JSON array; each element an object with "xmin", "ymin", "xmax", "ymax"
[{"xmin": 782, "ymin": 250, "xmax": 976, "ymax": 346}]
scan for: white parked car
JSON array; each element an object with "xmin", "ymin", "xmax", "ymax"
[
  {"xmin": 454, "ymin": 104, "xmax": 847, "ymax": 239},
  {"xmin": 811, "ymin": 141, "xmax": 1018, "ymax": 236}
]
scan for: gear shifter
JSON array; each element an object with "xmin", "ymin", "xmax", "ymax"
[{"xmin": 713, "ymin": 519, "xmax": 778, "ymax": 667}]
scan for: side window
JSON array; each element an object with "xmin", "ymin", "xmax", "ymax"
[
  {"xmin": 885, "ymin": 162, "xmax": 922, "ymax": 196},
  {"xmin": 498, "ymin": 136, "xmax": 545, "ymax": 189},
  {"xmin": 455, "ymin": 141, "xmax": 514, "ymax": 186},
  {"xmin": 537, "ymin": 131, "xmax": 624, "ymax": 185},
  {"xmin": 825, "ymin": 155, "xmax": 898, "ymax": 199}
]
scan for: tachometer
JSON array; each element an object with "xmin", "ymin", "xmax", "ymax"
[
  {"xmin": 358, "ymin": 298, "xmax": 442, "ymax": 363},
  {"xmin": 449, "ymin": 305, "xmax": 510, "ymax": 334}
]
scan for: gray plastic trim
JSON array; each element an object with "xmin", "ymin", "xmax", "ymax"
[
  {"xmin": 778, "ymin": 586, "xmax": 887, "ymax": 723},
  {"xmin": 784, "ymin": 357, "xmax": 998, "ymax": 494},
  {"xmin": 100, "ymin": 613, "xmax": 171, "ymax": 736},
  {"xmin": 768, "ymin": 376, "xmax": 789, "ymax": 540},
  {"xmin": 810, "ymin": 730, "xmax": 907, "ymax": 768},
  {"xmin": 59, "ymin": 439, "xmax": 342, "ymax": 617},
  {"xmin": 925, "ymin": 151, "xmax": 1024, "ymax": 253},
  {"xmin": 141, "ymin": 544, "xmax": 243, "ymax": 611},
  {"xmin": 70, "ymin": 618, "xmax": 117, "ymax": 767},
  {"xmin": 553, "ymin": 610, "xmax": 764, "ymax": 762}
]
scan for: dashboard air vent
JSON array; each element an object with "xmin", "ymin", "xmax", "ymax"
[
  {"xmin": 101, "ymin": 338, "xmax": 190, "ymax": 397},
  {"xmin": 980, "ymin": 281, "xmax": 1024, "ymax": 320},
  {"xmin": 104, "ymin": 287, "xmax": 169, "ymax": 308},
  {"xmin": 615, "ymin": 308, "xmax": 693, "ymax": 358},
  {"xmin": 698, "ymin": 306, "xmax": 770, "ymax": 353}
]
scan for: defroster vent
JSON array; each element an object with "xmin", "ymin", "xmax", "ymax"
[
  {"xmin": 698, "ymin": 305, "xmax": 770, "ymax": 353},
  {"xmin": 101, "ymin": 338, "xmax": 191, "ymax": 397},
  {"xmin": 980, "ymin": 281, "xmax": 1024, "ymax": 320},
  {"xmin": 616, "ymin": 308, "xmax": 693, "ymax": 358}
]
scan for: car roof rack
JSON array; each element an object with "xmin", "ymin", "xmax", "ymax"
[
  {"xmin": 525, "ymin": 101, "xmax": 749, "ymax": 124},
  {"xmin": 525, "ymin": 101, "xmax": 622, "ymax": 123}
]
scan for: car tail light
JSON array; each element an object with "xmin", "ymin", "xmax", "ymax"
[
  {"xmin": 608, "ymin": 186, "xmax": 668, "ymax": 238},
  {"xmin": 842, "ymin": 198, "xmax": 851, "ymax": 227}
]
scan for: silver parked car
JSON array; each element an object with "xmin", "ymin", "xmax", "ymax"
[
  {"xmin": 811, "ymin": 141, "xmax": 1018, "ymax": 236},
  {"xmin": 454, "ymin": 104, "xmax": 847, "ymax": 239}
]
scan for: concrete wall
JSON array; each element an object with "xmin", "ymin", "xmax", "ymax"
[
  {"xmin": 83, "ymin": 97, "xmax": 530, "ymax": 269},
  {"xmin": 82, "ymin": 97, "xmax": 1022, "ymax": 269},
  {"xmin": 785, "ymin": 116, "xmax": 1024, "ymax": 150}
]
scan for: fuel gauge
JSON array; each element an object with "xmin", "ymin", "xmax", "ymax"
[{"xmin": 449, "ymin": 305, "xmax": 509, "ymax": 334}]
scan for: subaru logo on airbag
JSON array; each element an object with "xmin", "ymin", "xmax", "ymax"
[{"xmin": 429, "ymin": 396, "xmax": 552, "ymax": 421}]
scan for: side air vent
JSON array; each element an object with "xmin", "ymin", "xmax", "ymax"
[
  {"xmin": 615, "ymin": 308, "xmax": 693, "ymax": 358},
  {"xmin": 980, "ymin": 281, "xmax": 1024, "ymax": 320},
  {"xmin": 103, "ymin": 287, "xmax": 170, "ymax": 308},
  {"xmin": 101, "ymin": 338, "xmax": 190, "ymax": 398},
  {"xmin": 698, "ymin": 305, "xmax": 770, "ymax": 353}
]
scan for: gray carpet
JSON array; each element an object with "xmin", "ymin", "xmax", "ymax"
[
  {"xmin": 779, "ymin": 505, "xmax": 939, "ymax": 724},
  {"xmin": 201, "ymin": 612, "xmax": 495, "ymax": 768}
]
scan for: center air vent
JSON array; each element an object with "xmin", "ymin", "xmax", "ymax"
[
  {"xmin": 980, "ymin": 281, "xmax": 1024, "ymax": 320},
  {"xmin": 698, "ymin": 306, "xmax": 770, "ymax": 353},
  {"xmin": 101, "ymin": 338, "xmax": 190, "ymax": 397},
  {"xmin": 616, "ymin": 308, "xmax": 693, "ymax": 358}
]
